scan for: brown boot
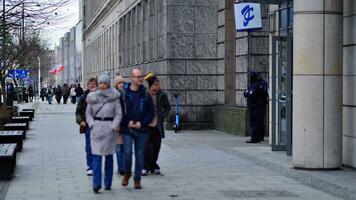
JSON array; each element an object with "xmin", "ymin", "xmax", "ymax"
[
  {"xmin": 134, "ymin": 180, "xmax": 142, "ymax": 189},
  {"xmin": 121, "ymin": 174, "xmax": 131, "ymax": 187}
]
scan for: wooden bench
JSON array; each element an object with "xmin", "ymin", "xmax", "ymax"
[
  {"xmin": 0, "ymin": 144, "xmax": 17, "ymax": 180},
  {"xmin": 4, "ymin": 123, "xmax": 27, "ymax": 139},
  {"xmin": 22, "ymin": 108, "xmax": 35, "ymax": 113},
  {"xmin": 19, "ymin": 111, "xmax": 34, "ymax": 121},
  {"xmin": 0, "ymin": 131, "xmax": 24, "ymax": 152},
  {"xmin": 11, "ymin": 116, "xmax": 30, "ymax": 130}
]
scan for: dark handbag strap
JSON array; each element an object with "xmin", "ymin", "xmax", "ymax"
[{"xmin": 94, "ymin": 102, "xmax": 107, "ymax": 118}]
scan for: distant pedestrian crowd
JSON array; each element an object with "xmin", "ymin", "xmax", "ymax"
[
  {"xmin": 40, "ymin": 83, "xmax": 84, "ymax": 105},
  {"xmin": 74, "ymin": 68, "xmax": 170, "ymax": 192}
]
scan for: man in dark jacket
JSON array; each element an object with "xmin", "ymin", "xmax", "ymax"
[
  {"xmin": 142, "ymin": 74, "xmax": 170, "ymax": 175},
  {"xmin": 244, "ymin": 72, "xmax": 268, "ymax": 143},
  {"xmin": 62, "ymin": 84, "xmax": 70, "ymax": 104},
  {"xmin": 75, "ymin": 78, "xmax": 98, "ymax": 176},
  {"xmin": 75, "ymin": 84, "xmax": 84, "ymax": 103},
  {"xmin": 28, "ymin": 86, "xmax": 34, "ymax": 102},
  {"xmin": 55, "ymin": 85, "xmax": 62, "ymax": 104},
  {"xmin": 121, "ymin": 68, "xmax": 154, "ymax": 190}
]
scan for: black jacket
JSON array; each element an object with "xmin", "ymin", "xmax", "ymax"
[
  {"xmin": 75, "ymin": 90, "xmax": 90, "ymax": 124},
  {"xmin": 156, "ymin": 91, "xmax": 171, "ymax": 138},
  {"xmin": 244, "ymin": 79, "xmax": 268, "ymax": 111}
]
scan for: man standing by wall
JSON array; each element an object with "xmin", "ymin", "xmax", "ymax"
[{"xmin": 244, "ymin": 72, "xmax": 268, "ymax": 143}]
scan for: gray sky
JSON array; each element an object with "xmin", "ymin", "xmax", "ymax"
[{"xmin": 42, "ymin": 0, "xmax": 79, "ymax": 49}]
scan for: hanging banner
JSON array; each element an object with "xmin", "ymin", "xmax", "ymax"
[{"xmin": 235, "ymin": 3, "xmax": 262, "ymax": 31}]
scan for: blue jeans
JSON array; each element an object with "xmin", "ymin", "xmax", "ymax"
[
  {"xmin": 92, "ymin": 154, "xmax": 113, "ymax": 188},
  {"xmin": 85, "ymin": 128, "xmax": 93, "ymax": 170},
  {"xmin": 116, "ymin": 144, "xmax": 125, "ymax": 172},
  {"xmin": 123, "ymin": 130, "xmax": 149, "ymax": 181},
  {"xmin": 47, "ymin": 96, "xmax": 52, "ymax": 104}
]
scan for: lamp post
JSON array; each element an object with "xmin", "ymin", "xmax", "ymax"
[{"xmin": 37, "ymin": 56, "xmax": 40, "ymax": 99}]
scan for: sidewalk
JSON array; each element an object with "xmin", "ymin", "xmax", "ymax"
[{"xmin": 1, "ymin": 101, "xmax": 355, "ymax": 200}]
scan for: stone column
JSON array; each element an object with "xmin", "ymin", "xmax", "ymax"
[
  {"xmin": 342, "ymin": 0, "xmax": 356, "ymax": 168},
  {"xmin": 293, "ymin": 0, "xmax": 343, "ymax": 169}
]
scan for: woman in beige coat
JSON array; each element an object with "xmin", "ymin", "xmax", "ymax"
[{"xmin": 86, "ymin": 74, "xmax": 122, "ymax": 193}]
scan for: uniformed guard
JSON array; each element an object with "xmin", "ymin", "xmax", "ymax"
[{"xmin": 244, "ymin": 72, "xmax": 268, "ymax": 143}]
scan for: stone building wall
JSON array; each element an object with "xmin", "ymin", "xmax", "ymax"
[{"xmin": 83, "ymin": 0, "xmax": 219, "ymax": 129}]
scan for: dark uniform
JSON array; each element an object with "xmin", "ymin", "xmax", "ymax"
[{"xmin": 244, "ymin": 73, "xmax": 268, "ymax": 143}]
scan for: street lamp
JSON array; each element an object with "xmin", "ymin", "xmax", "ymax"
[{"xmin": 37, "ymin": 56, "xmax": 40, "ymax": 99}]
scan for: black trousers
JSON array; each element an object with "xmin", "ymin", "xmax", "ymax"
[
  {"xmin": 144, "ymin": 127, "xmax": 162, "ymax": 171},
  {"xmin": 63, "ymin": 96, "xmax": 68, "ymax": 104},
  {"xmin": 55, "ymin": 96, "xmax": 61, "ymax": 104},
  {"xmin": 249, "ymin": 108, "xmax": 266, "ymax": 142}
]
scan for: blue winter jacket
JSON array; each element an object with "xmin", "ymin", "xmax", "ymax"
[{"xmin": 121, "ymin": 83, "xmax": 154, "ymax": 132}]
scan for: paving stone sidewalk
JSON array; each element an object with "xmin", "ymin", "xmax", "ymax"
[{"xmin": 1, "ymin": 101, "xmax": 354, "ymax": 200}]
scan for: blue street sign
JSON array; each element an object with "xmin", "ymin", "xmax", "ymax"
[
  {"xmin": 235, "ymin": 3, "xmax": 262, "ymax": 31},
  {"xmin": 7, "ymin": 69, "xmax": 28, "ymax": 79}
]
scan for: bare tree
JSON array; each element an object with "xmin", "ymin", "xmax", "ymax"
[{"xmin": 0, "ymin": 0, "xmax": 72, "ymax": 104}]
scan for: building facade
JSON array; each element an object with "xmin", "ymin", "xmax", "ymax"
[
  {"xmin": 82, "ymin": 0, "xmax": 356, "ymax": 169},
  {"xmin": 55, "ymin": 21, "xmax": 83, "ymax": 86}
]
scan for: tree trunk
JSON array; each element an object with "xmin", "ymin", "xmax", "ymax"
[
  {"xmin": 0, "ymin": 75, "xmax": 6, "ymax": 105},
  {"xmin": 13, "ymin": 78, "xmax": 21, "ymax": 103}
]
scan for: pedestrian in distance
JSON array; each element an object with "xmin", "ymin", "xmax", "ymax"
[
  {"xmin": 23, "ymin": 87, "xmax": 29, "ymax": 103},
  {"xmin": 55, "ymin": 85, "xmax": 62, "ymax": 104},
  {"xmin": 113, "ymin": 75, "xmax": 126, "ymax": 176},
  {"xmin": 75, "ymin": 84, "xmax": 84, "ymax": 103},
  {"xmin": 244, "ymin": 72, "xmax": 269, "ymax": 143},
  {"xmin": 70, "ymin": 84, "xmax": 76, "ymax": 104},
  {"xmin": 62, "ymin": 84, "xmax": 70, "ymax": 104},
  {"xmin": 47, "ymin": 86, "xmax": 54, "ymax": 105},
  {"xmin": 75, "ymin": 78, "xmax": 98, "ymax": 177},
  {"xmin": 40, "ymin": 87, "xmax": 46, "ymax": 102},
  {"xmin": 86, "ymin": 74, "xmax": 122, "ymax": 193},
  {"xmin": 28, "ymin": 85, "xmax": 34, "ymax": 102},
  {"xmin": 142, "ymin": 73, "xmax": 171, "ymax": 176},
  {"xmin": 121, "ymin": 68, "xmax": 155, "ymax": 189}
]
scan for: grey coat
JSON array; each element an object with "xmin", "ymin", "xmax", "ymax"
[{"xmin": 86, "ymin": 89, "xmax": 122, "ymax": 156}]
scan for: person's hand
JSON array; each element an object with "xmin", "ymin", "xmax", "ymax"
[
  {"xmin": 149, "ymin": 121, "xmax": 157, "ymax": 128},
  {"xmin": 134, "ymin": 122, "xmax": 141, "ymax": 129},
  {"xmin": 80, "ymin": 121, "xmax": 86, "ymax": 127},
  {"xmin": 128, "ymin": 121, "xmax": 135, "ymax": 128}
]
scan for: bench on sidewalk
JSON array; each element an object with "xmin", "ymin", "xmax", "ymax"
[
  {"xmin": 19, "ymin": 111, "xmax": 34, "ymax": 121},
  {"xmin": 0, "ymin": 131, "xmax": 24, "ymax": 152},
  {"xmin": 11, "ymin": 116, "xmax": 30, "ymax": 130},
  {"xmin": 4, "ymin": 123, "xmax": 27, "ymax": 139},
  {"xmin": 22, "ymin": 109, "xmax": 35, "ymax": 113},
  {"xmin": 0, "ymin": 144, "xmax": 17, "ymax": 180}
]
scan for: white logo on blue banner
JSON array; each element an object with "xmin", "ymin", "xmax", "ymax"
[{"xmin": 235, "ymin": 3, "xmax": 262, "ymax": 31}]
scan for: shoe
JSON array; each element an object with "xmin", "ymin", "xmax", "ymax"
[
  {"xmin": 246, "ymin": 140, "xmax": 260, "ymax": 143},
  {"xmin": 86, "ymin": 169, "xmax": 93, "ymax": 176},
  {"xmin": 141, "ymin": 170, "xmax": 149, "ymax": 176},
  {"xmin": 134, "ymin": 180, "xmax": 142, "ymax": 189},
  {"xmin": 104, "ymin": 187, "xmax": 111, "ymax": 190},
  {"xmin": 153, "ymin": 169, "xmax": 161, "ymax": 175},
  {"xmin": 121, "ymin": 174, "xmax": 131, "ymax": 187},
  {"xmin": 93, "ymin": 186, "xmax": 101, "ymax": 193}
]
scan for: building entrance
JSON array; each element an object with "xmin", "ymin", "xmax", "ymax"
[{"xmin": 271, "ymin": 36, "xmax": 293, "ymax": 155}]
